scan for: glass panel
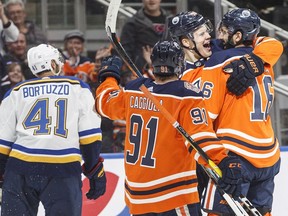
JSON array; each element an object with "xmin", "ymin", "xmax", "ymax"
[
  {"xmin": 25, "ymin": 0, "xmax": 42, "ymax": 27},
  {"xmin": 280, "ymin": 109, "xmax": 288, "ymax": 146},
  {"xmin": 47, "ymin": 0, "xmax": 75, "ymax": 29},
  {"xmin": 86, "ymin": 0, "xmax": 107, "ymax": 29}
]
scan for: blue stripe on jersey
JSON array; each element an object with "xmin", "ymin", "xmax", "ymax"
[
  {"xmin": 205, "ymin": 46, "xmax": 254, "ymax": 67},
  {"xmin": 13, "ymin": 143, "xmax": 80, "ymax": 155},
  {"xmin": 79, "ymin": 128, "xmax": 102, "ymax": 137},
  {"xmin": 195, "ymin": 137, "xmax": 220, "ymax": 144},
  {"xmin": 125, "ymin": 77, "xmax": 203, "ymax": 98},
  {"xmin": 0, "ymin": 139, "xmax": 14, "ymax": 147},
  {"xmin": 218, "ymin": 136, "xmax": 276, "ymax": 151}
]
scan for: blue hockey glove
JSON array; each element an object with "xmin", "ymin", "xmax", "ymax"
[
  {"xmin": 98, "ymin": 55, "xmax": 123, "ymax": 83},
  {"xmin": 224, "ymin": 53, "xmax": 264, "ymax": 96},
  {"xmin": 218, "ymin": 156, "xmax": 242, "ymax": 198},
  {"xmin": 82, "ymin": 157, "xmax": 106, "ymax": 200}
]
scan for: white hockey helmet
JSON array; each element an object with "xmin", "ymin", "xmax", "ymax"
[{"xmin": 27, "ymin": 44, "xmax": 64, "ymax": 76}]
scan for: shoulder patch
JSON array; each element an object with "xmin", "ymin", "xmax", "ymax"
[
  {"xmin": 184, "ymin": 82, "xmax": 201, "ymax": 93},
  {"xmin": 107, "ymin": 90, "xmax": 120, "ymax": 102}
]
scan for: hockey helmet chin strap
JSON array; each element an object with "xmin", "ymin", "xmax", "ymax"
[
  {"xmin": 224, "ymin": 30, "xmax": 244, "ymax": 49},
  {"xmin": 182, "ymin": 41, "xmax": 207, "ymax": 60}
]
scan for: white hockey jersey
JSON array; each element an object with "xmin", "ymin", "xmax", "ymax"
[{"xmin": 0, "ymin": 76, "xmax": 102, "ymax": 176}]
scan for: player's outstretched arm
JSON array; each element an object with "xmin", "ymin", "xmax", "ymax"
[{"xmin": 253, "ymin": 36, "xmax": 284, "ymax": 66}]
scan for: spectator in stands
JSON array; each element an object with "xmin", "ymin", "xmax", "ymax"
[
  {"xmin": 0, "ymin": 61, "xmax": 24, "ymax": 101},
  {"xmin": 0, "ymin": 0, "xmax": 19, "ymax": 55},
  {"xmin": 120, "ymin": 0, "xmax": 171, "ymax": 72},
  {"xmin": 62, "ymin": 29, "xmax": 95, "ymax": 85},
  {"xmin": 3, "ymin": 32, "xmax": 34, "ymax": 80},
  {"xmin": 5, "ymin": 0, "xmax": 47, "ymax": 50}
]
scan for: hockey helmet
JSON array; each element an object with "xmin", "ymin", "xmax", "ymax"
[
  {"xmin": 168, "ymin": 11, "xmax": 213, "ymax": 40},
  {"xmin": 151, "ymin": 40, "xmax": 184, "ymax": 77},
  {"xmin": 220, "ymin": 8, "xmax": 260, "ymax": 41},
  {"xmin": 27, "ymin": 44, "xmax": 64, "ymax": 76}
]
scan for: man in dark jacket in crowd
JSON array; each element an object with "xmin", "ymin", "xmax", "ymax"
[{"xmin": 120, "ymin": 0, "xmax": 171, "ymax": 72}]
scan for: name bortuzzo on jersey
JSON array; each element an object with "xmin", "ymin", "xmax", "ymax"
[{"xmin": 22, "ymin": 84, "xmax": 70, "ymax": 98}]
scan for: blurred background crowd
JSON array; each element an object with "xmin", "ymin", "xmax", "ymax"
[{"xmin": 0, "ymin": 0, "xmax": 288, "ymax": 152}]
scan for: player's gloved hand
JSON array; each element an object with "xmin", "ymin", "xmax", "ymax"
[
  {"xmin": 82, "ymin": 157, "xmax": 106, "ymax": 200},
  {"xmin": 223, "ymin": 53, "xmax": 264, "ymax": 96},
  {"xmin": 98, "ymin": 55, "xmax": 123, "ymax": 83},
  {"xmin": 218, "ymin": 156, "xmax": 242, "ymax": 198}
]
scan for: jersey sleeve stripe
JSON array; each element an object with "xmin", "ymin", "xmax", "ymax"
[
  {"xmin": 208, "ymin": 111, "xmax": 218, "ymax": 120},
  {"xmin": 125, "ymin": 170, "xmax": 196, "ymax": 188},
  {"xmin": 219, "ymin": 136, "xmax": 276, "ymax": 150},
  {"xmin": 190, "ymin": 132, "xmax": 217, "ymax": 140},
  {"xmin": 0, "ymin": 146, "xmax": 11, "ymax": 155},
  {"xmin": 223, "ymin": 142, "xmax": 279, "ymax": 159},
  {"xmin": 79, "ymin": 128, "xmax": 102, "ymax": 137},
  {"xmin": 125, "ymin": 187, "xmax": 197, "ymax": 204},
  {"xmin": 80, "ymin": 134, "xmax": 102, "ymax": 144},
  {"xmin": 125, "ymin": 178, "xmax": 198, "ymax": 196},
  {"xmin": 97, "ymin": 87, "xmax": 114, "ymax": 118},
  {"xmin": 12, "ymin": 143, "xmax": 80, "ymax": 154},
  {"xmin": 194, "ymin": 144, "xmax": 225, "ymax": 161},
  {"xmin": 216, "ymin": 128, "xmax": 273, "ymax": 143},
  {"xmin": 9, "ymin": 150, "xmax": 82, "ymax": 163},
  {"xmin": 0, "ymin": 139, "xmax": 14, "ymax": 147}
]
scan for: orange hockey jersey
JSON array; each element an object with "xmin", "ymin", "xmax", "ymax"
[
  {"xmin": 199, "ymin": 37, "xmax": 283, "ymax": 168},
  {"xmin": 96, "ymin": 77, "xmax": 228, "ymax": 214}
]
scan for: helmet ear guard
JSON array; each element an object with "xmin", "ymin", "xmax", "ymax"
[
  {"xmin": 27, "ymin": 44, "xmax": 64, "ymax": 76},
  {"xmin": 151, "ymin": 41, "xmax": 184, "ymax": 77}
]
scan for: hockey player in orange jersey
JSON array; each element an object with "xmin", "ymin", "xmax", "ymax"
[
  {"xmin": 95, "ymin": 41, "xmax": 243, "ymax": 215},
  {"xmin": 168, "ymin": 9, "xmax": 283, "ymax": 216}
]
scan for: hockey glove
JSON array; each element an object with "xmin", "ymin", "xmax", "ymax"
[
  {"xmin": 224, "ymin": 53, "xmax": 264, "ymax": 96},
  {"xmin": 98, "ymin": 55, "xmax": 123, "ymax": 84},
  {"xmin": 218, "ymin": 156, "xmax": 242, "ymax": 198},
  {"xmin": 82, "ymin": 157, "xmax": 106, "ymax": 200}
]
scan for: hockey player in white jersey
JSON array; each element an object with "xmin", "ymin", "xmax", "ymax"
[{"xmin": 0, "ymin": 44, "xmax": 106, "ymax": 216}]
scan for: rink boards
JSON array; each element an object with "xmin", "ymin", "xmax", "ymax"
[{"xmin": 35, "ymin": 147, "xmax": 288, "ymax": 215}]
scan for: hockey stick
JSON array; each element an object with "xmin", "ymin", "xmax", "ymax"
[
  {"xmin": 105, "ymin": 0, "xmax": 142, "ymax": 77},
  {"xmin": 140, "ymin": 84, "xmax": 262, "ymax": 216}
]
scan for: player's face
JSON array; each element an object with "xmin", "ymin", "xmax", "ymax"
[
  {"xmin": 217, "ymin": 26, "xmax": 229, "ymax": 44},
  {"xmin": 142, "ymin": 0, "xmax": 161, "ymax": 13},
  {"xmin": 65, "ymin": 38, "xmax": 84, "ymax": 56},
  {"xmin": 192, "ymin": 25, "xmax": 212, "ymax": 58},
  {"xmin": 6, "ymin": 4, "xmax": 26, "ymax": 26},
  {"xmin": 7, "ymin": 33, "xmax": 27, "ymax": 57},
  {"xmin": 8, "ymin": 64, "xmax": 23, "ymax": 84}
]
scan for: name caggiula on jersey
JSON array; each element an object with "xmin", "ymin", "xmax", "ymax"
[{"xmin": 129, "ymin": 95, "xmax": 160, "ymax": 112}]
